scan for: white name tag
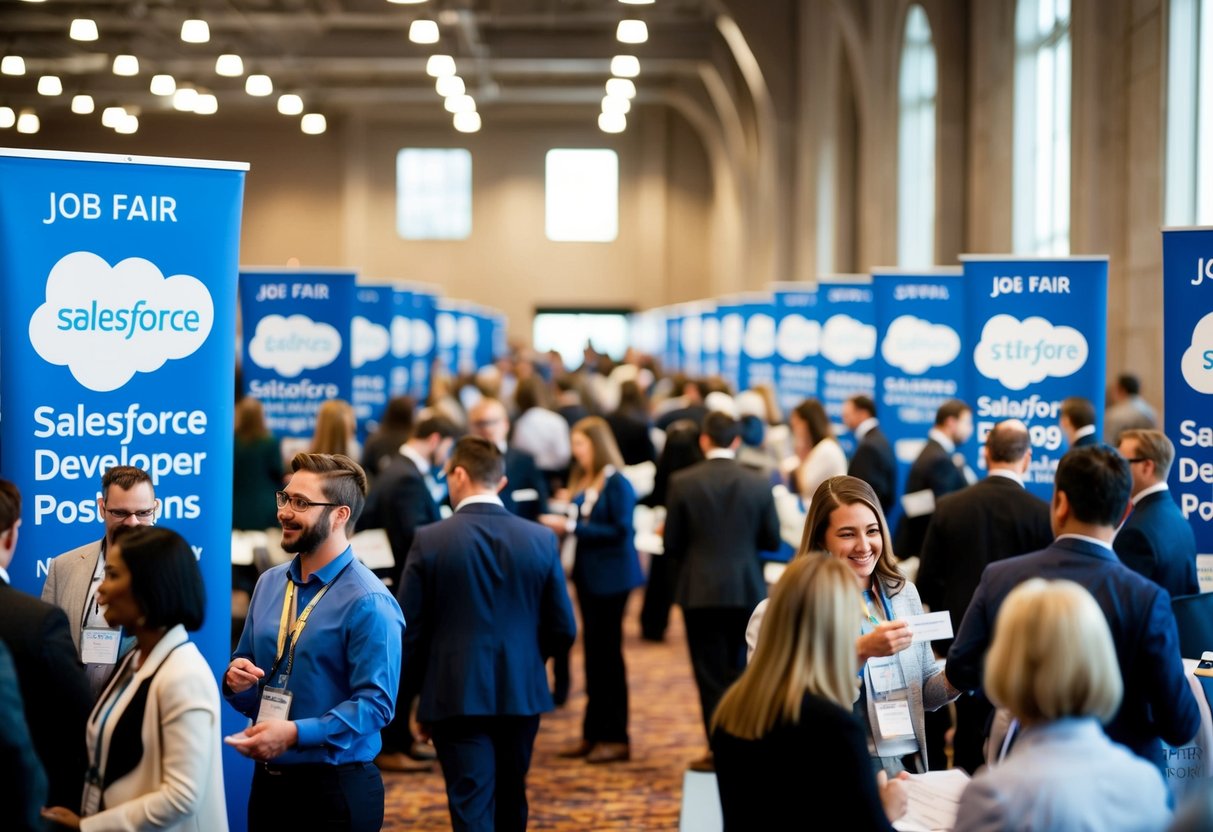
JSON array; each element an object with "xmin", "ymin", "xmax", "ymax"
[
  {"xmin": 511, "ymin": 488, "xmax": 539, "ymax": 503},
  {"xmin": 902, "ymin": 611, "xmax": 954, "ymax": 643},
  {"xmin": 257, "ymin": 686, "xmax": 293, "ymax": 723},
  {"xmin": 875, "ymin": 700, "xmax": 916, "ymax": 739},
  {"xmin": 81, "ymin": 627, "xmax": 122, "ymax": 665},
  {"xmin": 868, "ymin": 656, "xmax": 908, "ymax": 695},
  {"xmin": 901, "ymin": 489, "xmax": 936, "ymax": 519}
]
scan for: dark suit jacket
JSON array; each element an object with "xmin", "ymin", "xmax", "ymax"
[
  {"xmin": 664, "ymin": 457, "xmax": 781, "ymax": 610},
  {"xmin": 361, "ymin": 454, "xmax": 442, "ymax": 585},
  {"xmin": 398, "ymin": 502, "xmax": 577, "ymax": 723},
  {"xmin": 1073, "ymin": 431, "xmax": 1100, "ymax": 448},
  {"xmin": 606, "ymin": 411, "xmax": 656, "ymax": 467},
  {"xmin": 0, "ymin": 639, "xmax": 47, "ymax": 831},
  {"xmin": 917, "ymin": 474, "xmax": 1053, "ymax": 648},
  {"xmin": 501, "ymin": 446, "xmax": 549, "ymax": 523},
  {"xmin": 894, "ymin": 438, "xmax": 968, "ymax": 559},
  {"xmin": 656, "ymin": 403, "xmax": 708, "ymax": 432},
  {"xmin": 848, "ymin": 425, "xmax": 897, "ymax": 516},
  {"xmin": 571, "ymin": 471, "xmax": 644, "ymax": 596},
  {"xmin": 947, "ymin": 537, "xmax": 1201, "ymax": 766},
  {"xmin": 0, "ymin": 581, "xmax": 92, "ymax": 811},
  {"xmin": 1113, "ymin": 488, "xmax": 1201, "ymax": 598}
]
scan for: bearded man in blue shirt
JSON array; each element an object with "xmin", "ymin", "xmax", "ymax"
[{"xmin": 224, "ymin": 452, "xmax": 405, "ymax": 831}]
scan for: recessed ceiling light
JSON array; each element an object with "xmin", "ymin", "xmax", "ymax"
[
  {"xmin": 610, "ymin": 55, "xmax": 640, "ymax": 78},
  {"xmin": 116, "ymin": 114, "xmax": 139, "ymax": 134},
  {"xmin": 443, "ymin": 94, "xmax": 475, "ymax": 113},
  {"xmin": 453, "ymin": 111, "xmax": 481, "ymax": 133},
  {"xmin": 602, "ymin": 94, "xmax": 631, "ymax": 115},
  {"xmin": 605, "ymin": 77, "xmax": 637, "ymax": 99},
  {"xmin": 245, "ymin": 74, "xmax": 273, "ymax": 96},
  {"xmin": 71, "ymin": 94, "xmax": 95, "ymax": 114},
  {"xmin": 619, "ymin": 0, "xmax": 655, "ymax": 4},
  {"xmin": 181, "ymin": 19, "xmax": 210, "ymax": 43},
  {"xmin": 16, "ymin": 110, "xmax": 40, "ymax": 134},
  {"xmin": 435, "ymin": 75, "xmax": 465, "ymax": 97},
  {"xmin": 194, "ymin": 93, "xmax": 218, "ymax": 115},
  {"xmin": 616, "ymin": 19, "xmax": 648, "ymax": 44},
  {"xmin": 101, "ymin": 106, "xmax": 127, "ymax": 128},
  {"xmin": 113, "ymin": 54, "xmax": 140, "ymax": 76},
  {"xmin": 277, "ymin": 93, "xmax": 304, "ymax": 115},
  {"xmin": 1, "ymin": 56, "xmax": 26, "ymax": 76},
  {"xmin": 598, "ymin": 111, "xmax": 626, "ymax": 133},
  {"xmin": 37, "ymin": 75, "xmax": 63, "ymax": 96},
  {"xmin": 150, "ymin": 74, "xmax": 176, "ymax": 95},
  {"xmin": 301, "ymin": 113, "xmax": 327, "ymax": 134},
  {"xmin": 0, "ymin": 107, "xmax": 14, "ymax": 128},
  {"xmin": 216, "ymin": 54, "xmax": 244, "ymax": 77},
  {"xmin": 70, "ymin": 18, "xmax": 99, "ymax": 41},
  {"xmin": 426, "ymin": 54, "xmax": 456, "ymax": 77},
  {"xmin": 409, "ymin": 19, "xmax": 440, "ymax": 44},
  {"xmin": 173, "ymin": 87, "xmax": 199, "ymax": 111}
]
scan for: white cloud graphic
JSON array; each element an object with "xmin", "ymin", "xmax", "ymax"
[
  {"xmin": 456, "ymin": 315, "xmax": 479, "ymax": 350},
  {"xmin": 743, "ymin": 314, "xmax": 776, "ymax": 359},
  {"xmin": 1182, "ymin": 311, "xmax": 1213, "ymax": 394},
  {"xmin": 973, "ymin": 314, "xmax": 1088, "ymax": 391},
  {"xmin": 777, "ymin": 314, "xmax": 821, "ymax": 362},
  {"xmin": 719, "ymin": 313, "xmax": 744, "ymax": 356},
  {"xmin": 390, "ymin": 316, "xmax": 412, "ymax": 359},
  {"xmin": 248, "ymin": 314, "xmax": 342, "ymax": 377},
  {"xmin": 821, "ymin": 314, "xmax": 877, "ymax": 367},
  {"xmin": 352, "ymin": 316, "xmax": 390, "ymax": 369},
  {"xmin": 436, "ymin": 312, "xmax": 457, "ymax": 348},
  {"xmin": 895, "ymin": 438, "xmax": 926, "ymax": 465},
  {"xmin": 412, "ymin": 319, "xmax": 434, "ymax": 356},
  {"xmin": 680, "ymin": 315, "xmax": 703, "ymax": 354},
  {"xmin": 28, "ymin": 251, "xmax": 213, "ymax": 392},
  {"xmin": 701, "ymin": 316, "xmax": 721, "ymax": 354},
  {"xmin": 880, "ymin": 315, "xmax": 961, "ymax": 375}
]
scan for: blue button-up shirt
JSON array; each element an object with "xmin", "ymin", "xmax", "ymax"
[{"xmin": 226, "ymin": 546, "xmax": 405, "ymax": 764}]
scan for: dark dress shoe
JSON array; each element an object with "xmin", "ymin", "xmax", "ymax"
[
  {"xmin": 557, "ymin": 740, "xmax": 595, "ymax": 758},
  {"xmin": 586, "ymin": 742, "xmax": 630, "ymax": 764},
  {"xmin": 374, "ymin": 751, "xmax": 433, "ymax": 773}
]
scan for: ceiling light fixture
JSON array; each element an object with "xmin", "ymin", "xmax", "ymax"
[
  {"xmin": 409, "ymin": 19, "xmax": 440, "ymax": 44},
  {"xmin": 435, "ymin": 75, "xmax": 464, "ymax": 97},
  {"xmin": 301, "ymin": 113, "xmax": 327, "ymax": 134},
  {"xmin": 0, "ymin": 107, "xmax": 14, "ymax": 128},
  {"xmin": 610, "ymin": 55, "xmax": 640, "ymax": 77},
  {"xmin": 616, "ymin": 19, "xmax": 648, "ymax": 44},
  {"xmin": 602, "ymin": 94, "xmax": 631, "ymax": 115},
  {"xmin": 215, "ymin": 54, "xmax": 244, "ymax": 76},
  {"xmin": 443, "ymin": 94, "xmax": 475, "ymax": 113},
  {"xmin": 387, "ymin": 0, "xmax": 429, "ymax": 4},
  {"xmin": 173, "ymin": 87, "xmax": 199, "ymax": 111},
  {"xmin": 426, "ymin": 54, "xmax": 456, "ymax": 77},
  {"xmin": 71, "ymin": 94, "xmax": 95, "ymax": 114},
  {"xmin": 101, "ymin": 106, "xmax": 127, "ymax": 128},
  {"xmin": 605, "ymin": 77, "xmax": 637, "ymax": 98},
  {"xmin": 112, "ymin": 54, "xmax": 140, "ymax": 76},
  {"xmin": 1, "ymin": 56, "xmax": 27, "ymax": 76},
  {"xmin": 181, "ymin": 19, "xmax": 210, "ymax": 43},
  {"xmin": 70, "ymin": 18, "xmax": 99, "ymax": 41},
  {"xmin": 453, "ymin": 111, "xmax": 481, "ymax": 133},
  {"xmin": 194, "ymin": 93, "xmax": 218, "ymax": 115},
  {"xmin": 245, "ymin": 74, "xmax": 273, "ymax": 96},
  {"xmin": 37, "ymin": 75, "xmax": 63, "ymax": 96},
  {"xmin": 277, "ymin": 93, "xmax": 303, "ymax": 115},
  {"xmin": 116, "ymin": 114, "xmax": 139, "ymax": 134},
  {"xmin": 150, "ymin": 74, "xmax": 176, "ymax": 95},
  {"xmin": 598, "ymin": 111, "xmax": 626, "ymax": 133},
  {"xmin": 619, "ymin": 0, "xmax": 655, "ymax": 4},
  {"xmin": 16, "ymin": 110, "xmax": 40, "ymax": 134}
]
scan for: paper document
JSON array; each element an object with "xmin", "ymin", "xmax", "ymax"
[
  {"xmin": 901, "ymin": 489, "xmax": 936, "ymax": 519},
  {"xmin": 893, "ymin": 769, "xmax": 970, "ymax": 832},
  {"xmin": 350, "ymin": 528, "xmax": 395, "ymax": 571},
  {"xmin": 902, "ymin": 611, "xmax": 954, "ymax": 643}
]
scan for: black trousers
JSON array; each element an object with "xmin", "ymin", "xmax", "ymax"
[
  {"xmin": 432, "ymin": 714, "xmax": 541, "ymax": 832},
  {"xmin": 249, "ymin": 761, "xmax": 384, "ymax": 831},
  {"xmin": 639, "ymin": 553, "xmax": 676, "ymax": 640},
  {"xmin": 683, "ymin": 606, "xmax": 752, "ymax": 741},
  {"xmin": 953, "ymin": 691, "xmax": 994, "ymax": 774},
  {"xmin": 577, "ymin": 588, "xmax": 631, "ymax": 744}
]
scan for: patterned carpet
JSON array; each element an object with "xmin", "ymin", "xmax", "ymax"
[{"xmin": 383, "ymin": 588, "xmax": 706, "ymax": 830}]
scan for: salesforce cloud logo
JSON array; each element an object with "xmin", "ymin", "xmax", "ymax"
[
  {"xmin": 412, "ymin": 319, "xmax": 434, "ymax": 356},
  {"xmin": 248, "ymin": 314, "xmax": 342, "ymax": 377},
  {"xmin": 28, "ymin": 251, "xmax": 214, "ymax": 392},
  {"xmin": 457, "ymin": 315, "xmax": 479, "ymax": 350},
  {"xmin": 680, "ymin": 316, "xmax": 703, "ymax": 354},
  {"xmin": 701, "ymin": 316, "xmax": 721, "ymax": 354},
  {"xmin": 352, "ymin": 316, "xmax": 390, "ymax": 369},
  {"xmin": 777, "ymin": 314, "xmax": 821, "ymax": 362},
  {"xmin": 1181, "ymin": 311, "xmax": 1213, "ymax": 394},
  {"xmin": 973, "ymin": 314, "xmax": 1088, "ymax": 391},
  {"xmin": 880, "ymin": 315, "xmax": 961, "ymax": 375},
  {"xmin": 821, "ymin": 314, "xmax": 876, "ymax": 367},
  {"xmin": 719, "ymin": 313, "xmax": 744, "ymax": 356},
  {"xmin": 390, "ymin": 316, "xmax": 411, "ymax": 359},
  {"xmin": 743, "ymin": 314, "xmax": 776, "ymax": 359},
  {"xmin": 436, "ymin": 312, "xmax": 457, "ymax": 348}
]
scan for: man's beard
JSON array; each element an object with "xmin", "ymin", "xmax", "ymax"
[{"xmin": 282, "ymin": 507, "xmax": 333, "ymax": 554}]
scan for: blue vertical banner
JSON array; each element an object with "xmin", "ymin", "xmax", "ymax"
[
  {"xmin": 388, "ymin": 287, "xmax": 414, "ymax": 400},
  {"xmin": 408, "ymin": 289, "xmax": 437, "ymax": 401},
  {"xmin": 771, "ymin": 283, "xmax": 823, "ymax": 419},
  {"xmin": 490, "ymin": 310, "xmax": 508, "ymax": 367},
  {"xmin": 701, "ymin": 302, "xmax": 722, "ymax": 379},
  {"xmin": 962, "ymin": 255, "xmax": 1108, "ymax": 501},
  {"xmin": 665, "ymin": 307, "xmax": 683, "ymax": 373},
  {"xmin": 817, "ymin": 276, "xmax": 878, "ymax": 457},
  {"xmin": 739, "ymin": 293, "xmax": 778, "ymax": 395},
  {"xmin": 872, "ymin": 268, "xmax": 967, "ymax": 509},
  {"xmin": 717, "ymin": 296, "xmax": 745, "ymax": 392},
  {"xmin": 434, "ymin": 299, "xmax": 481, "ymax": 376},
  {"xmin": 473, "ymin": 306, "xmax": 498, "ymax": 371},
  {"xmin": 1163, "ymin": 228, "xmax": 1213, "ymax": 576},
  {"xmin": 239, "ymin": 269, "xmax": 356, "ymax": 440},
  {"xmin": 679, "ymin": 302, "xmax": 705, "ymax": 377},
  {"xmin": 0, "ymin": 148, "xmax": 249, "ymax": 829},
  {"xmin": 351, "ymin": 285, "xmax": 393, "ymax": 441}
]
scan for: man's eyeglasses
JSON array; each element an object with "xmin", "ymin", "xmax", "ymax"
[
  {"xmin": 103, "ymin": 507, "xmax": 156, "ymax": 520},
  {"xmin": 275, "ymin": 491, "xmax": 342, "ymax": 512}
]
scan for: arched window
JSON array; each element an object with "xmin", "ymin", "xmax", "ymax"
[
  {"xmin": 1165, "ymin": 0, "xmax": 1213, "ymax": 225},
  {"xmin": 898, "ymin": 4, "xmax": 937, "ymax": 267},
  {"xmin": 1012, "ymin": 0, "xmax": 1071, "ymax": 255}
]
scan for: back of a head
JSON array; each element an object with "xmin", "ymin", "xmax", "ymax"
[
  {"xmin": 449, "ymin": 436, "xmax": 506, "ymax": 487},
  {"xmin": 846, "ymin": 394, "xmax": 876, "ymax": 420},
  {"xmin": 1117, "ymin": 374, "xmax": 1141, "ymax": 397},
  {"xmin": 411, "ymin": 413, "xmax": 461, "ymax": 442},
  {"xmin": 290, "ymin": 452, "xmax": 369, "ymax": 528},
  {"xmin": 0, "ymin": 478, "xmax": 20, "ymax": 535},
  {"xmin": 379, "ymin": 396, "xmax": 416, "ymax": 433},
  {"xmin": 1061, "ymin": 396, "xmax": 1096, "ymax": 429},
  {"xmin": 656, "ymin": 420, "xmax": 704, "ymax": 483},
  {"xmin": 1054, "ymin": 446, "xmax": 1131, "ymax": 527},
  {"xmin": 985, "ymin": 419, "xmax": 1031, "ymax": 464},
  {"xmin": 311, "ymin": 399, "xmax": 355, "ymax": 455},
  {"xmin": 515, "ymin": 376, "xmax": 548, "ymax": 412},
  {"xmin": 235, "ymin": 396, "xmax": 270, "ymax": 442},
  {"xmin": 702, "ymin": 411, "xmax": 741, "ymax": 449},
  {"xmin": 113, "ymin": 525, "xmax": 207, "ymax": 632},
  {"xmin": 984, "ymin": 578, "xmax": 1121, "ymax": 724},
  {"xmin": 934, "ymin": 398, "xmax": 970, "ymax": 427},
  {"xmin": 1120, "ymin": 428, "xmax": 1175, "ymax": 481},
  {"xmin": 617, "ymin": 380, "xmax": 647, "ymax": 413}
]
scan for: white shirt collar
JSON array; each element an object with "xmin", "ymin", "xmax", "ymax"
[
  {"xmin": 455, "ymin": 493, "xmax": 505, "ymax": 511},
  {"xmin": 928, "ymin": 428, "xmax": 955, "ymax": 453},
  {"xmin": 0, "ymin": 565, "xmax": 9, "ymax": 585},
  {"xmin": 1074, "ymin": 424, "xmax": 1096, "ymax": 441},
  {"xmin": 401, "ymin": 443, "xmax": 431, "ymax": 475},
  {"xmin": 855, "ymin": 417, "xmax": 878, "ymax": 441},
  {"xmin": 1055, "ymin": 532, "xmax": 1114, "ymax": 552},
  {"xmin": 1131, "ymin": 482, "xmax": 1169, "ymax": 506},
  {"xmin": 987, "ymin": 468, "xmax": 1024, "ymax": 487},
  {"xmin": 706, "ymin": 448, "xmax": 736, "ymax": 460}
]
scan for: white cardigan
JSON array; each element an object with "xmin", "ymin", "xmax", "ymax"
[{"xmin": 81, "ymin": 625, "xmax": 228, "ymax": 832}]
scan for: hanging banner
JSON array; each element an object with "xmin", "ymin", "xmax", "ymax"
[
  {"xmin": 962, "ymin": 255, "xmax": 1108, "ymax": 501},
  {"xmin": 717, "ymin": 297, "xmax": 745, "ymax": 393},
  {"xmin": 872, "ymin": 268, "xmax": 967, "ymax": 516},
  {"xmin": 817, "ymin": 276, "xmax": 878, "ymax": 457},
  {"xmin": 678, "ymin": 302, "xmax": 705, "ymax": 378},
  {"xmin": 771, "ymin": 283, "xmax": 823, "ymax": 421},
  {"xmin": 1163, "ymin": 227, "xmax": 1213, "ymax": 582},
  {"xmin": 388, "ymin": 287, "xmax": 413, "ymax": 400},
  {"xmin": 701, "ymin": 302, "xmax": 722, "ymax": 379},
  {"xmin": 352, "ymin": 285, "xmax": 393, "ymax": 441},
  {"xmin": 665, "ymin": 307, "xmax": 683, "ymax": 373},
  {"xmin": 407, "ymin": 288, "xmax": 437, "ymax": 401},
  {"xmin": 0, "ymin": 147, "xmax": 250, "ymax": 830},
  {"xmin": 739, "ymin": 293, "xmax": 777, "ymax": 396},
  {"xmin": 239, "ymin": 269, "xmax": 355, "ymax": 439}
]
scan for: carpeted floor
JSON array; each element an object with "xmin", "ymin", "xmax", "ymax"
[{"xmin": 382, "ymin": 588, "xmax": 707, "ymax": 830}]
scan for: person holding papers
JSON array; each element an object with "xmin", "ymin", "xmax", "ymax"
[
  {"xmin": 952, "ymin": 579, "xmax": 1170, "ymax": 832},
  {"xmin": 747, "ymin": 476, "xmax": 961, "ymax": 774},
  {"xmin": 713, "ymin": 555, "xmax": 907, "ymax": 830}
]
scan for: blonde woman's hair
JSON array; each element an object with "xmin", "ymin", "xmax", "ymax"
[
  {"xmin": 984, "ymin": 578, "xmax": 1122, "ymax": 725},
  {"xmin": 798, "ymin": 476, "xmax": 905, "ymax": 596},
  {"xmin": 711, "ymin": 555, "xmax": 862, "ymax": 740},
  {"xmin": 568, "ymin": 416, "xmax": 625, "ymax": 492},
  {"xmin": 310, "ymin": 399, "xmax": 356, "ymax": 456},
  {"xmin": 235, "ymin": 396, "xmax": 271, "ymax": 443}
]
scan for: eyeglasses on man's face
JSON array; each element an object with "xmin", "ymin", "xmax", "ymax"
[
  {"xmin": 275, "ymin": 491, "xmax": 342, "ymax": 512},
  {"xmin": 103, "ymin": 507, "xmax": 156, "ymax": 521}
]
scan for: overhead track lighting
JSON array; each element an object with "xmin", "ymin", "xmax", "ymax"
[
  {"xmin": 2, "ymin": 56, "xmax": 26, "ymax": 76},
  {"xmin": 598, "ymin": 112, "xmax": 626, "ymax": 133},
  {"xmin": 435, "ymin": 75, "xmax": 465, "ymax": 97},
  {"xmin": 426, "ymin": 54, "xmax": 456, "ymax": 77},
  {"xmin": 616, "ymin": 19, "xmax": 648, "ymax": 44},
  {"xmin": 245, "ymin": 74, "xmax": 273, "ymax": 96},
  {"xmin": 194, "ymin": 93, "xmax": 218, "ymax": 115},
  {"xmin": 173, "ymin": 87, "xmax": 199, "ymax": 111},
  {"xmin": 301, "ymin": 113, "xmax": 327, "ymax": 134},
  {"xmin": 619, "ymin": 0, "xmax": 655, "ymax": 4},
  {"xmin": 443, "ymin": 94, "xmax": 475, "ymax": 113},
  {"xmin": 70, "ymin": 19, "xmax": 99, "ymax": 41},
  {"xmin": 150, "ymin": 74, "xmax": 176, "ymax": 95},
  {"xmin": 116, "ymin": 114, "xmax": 139, "ymax": 134},
  {"xmin": 181, "ymin": 19, "xmax": 210, "ymax": 43},
  {"xmin": 71, "ymin": 94, "xmax": 95, "ymax": 114},
  {"xmin": 277, "ymin": 94, "xmax": 304, "ymax": 115},
  {"xmin": 113, "ymin": 54, "xmax": 140, "ymax": 76},
  {"xmin": 215, "ymin": 54, "xmax": 244, "ymax": 76},
  {"xmin": 409, "ymin": 19, "xmax": 440, "ymax": 44},
  {"xmin": 16, "ymin": 110, "xmax": 40, "ymax": 134},
  {"xmin": 0, "ymin": 107, "xmax": 14, "ymax": 128},
  {"xmin": 387, "ymin": 0, "xmax": 429, "ymax": 4},
  {"xmin": 605, "ymin": 77, "xmax": 637, "ymax": 99},
  {"xmin": 453, "ymin": 111, "xmax": 481, "ymax": 133},
  {"xmin": 37, "ymin": 75, "xmax": 63, "ymax": 96},
  {"xmin": 602, "ymin": 95, "xmax": 631, "ymax": 115},
  {"xmin": 611, "ymin": 55, "xmax": 640, "ymax": 78},
  {"xmin": 101, "ymin": 106, "xmax": 127, "ymax": 128}
]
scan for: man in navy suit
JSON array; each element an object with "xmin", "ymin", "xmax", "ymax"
[
  {"xmin": 398, "ymin": 437, "xmax": 577, "ymax": 832},
  {"xmin": 842, "ymin": 394, "xmax": 897, "ymax": 516},
  {"xmin": 1114, "ymin": 429, "xmax": 1200, "ymax": 597},
  {"xmin": 947, "ymin": 446, "xmax": 1200, "ymax": 770},
  {"xmin": 1060, "ymin": 395, "xmax": 1099, "ymax": 449},
  {"xmin": 894, "ymin": 399, "xmax": 973, "ymax": 560}
]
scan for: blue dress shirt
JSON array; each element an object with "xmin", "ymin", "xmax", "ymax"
[{"xmin": 226, "ymin": 546, "xmax": 405, "ymax": 764}]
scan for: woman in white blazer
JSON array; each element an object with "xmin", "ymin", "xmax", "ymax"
[{"xmin": 42, "ymin": 526, "xmax": 227, "ymax": 832}]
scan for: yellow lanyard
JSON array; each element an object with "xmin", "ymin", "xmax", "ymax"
[{"xmin": 273, "ymin": 568, "xmax": 343, "ymax": 676}]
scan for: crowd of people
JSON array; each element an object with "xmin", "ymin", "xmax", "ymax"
[{"xmin": 4, "ymin": 344, "xmax": 1212, "ymax": 832}]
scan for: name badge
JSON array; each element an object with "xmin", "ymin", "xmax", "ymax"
[
  {"xmin": 867, "ymin": 655, "xmax": 908, "ymax": 695},
  {"xmin": 257, "ymin": 686, "xmax": 293, "ymax": 723},
  {"xmin": 874, "ymin": 700, "xmax": 916, "ymax": 740},
  {"xmin": 511, "ymin": 488, "xmax": 539, "ymax": 503},
  {"xmin": 81, "ymin": 627, "xmax": 122, "ymax": 665},
  {"xmin": 81, "ymin": 781, "xmax": 102, "ymax": 816}
]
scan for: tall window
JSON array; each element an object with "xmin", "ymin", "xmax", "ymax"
[
  {"xmin": 898, "ymin": 5, "xmax": 937, "ymax": 267},
  {"xmin": 396, "ymin": 148, "xmax": 473, "ymax": 240},
  {"xmin": 545, "ymin": 149, "xmax": 619, "ymax": 242},
  {"xmin": 1012, "ymin": 0, "xmax": 1071, "ymax": 255},
  {"xmin": 1166, "ymin": 0, "xmax": 1213, "ymax": 225}
]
